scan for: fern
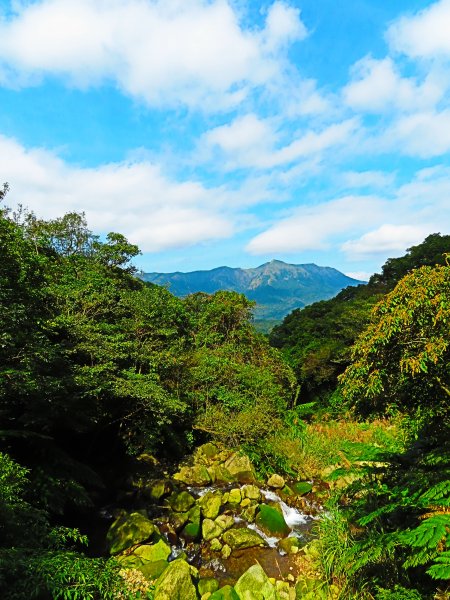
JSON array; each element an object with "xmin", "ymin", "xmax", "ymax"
[{"xmin": 427, "ymin": 551, "xmax": 450, "ymax": 580}]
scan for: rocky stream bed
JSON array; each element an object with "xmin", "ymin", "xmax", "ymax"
[{"xmin": 103, "ymin": 443, "xmax": 331, "ymax": 599}]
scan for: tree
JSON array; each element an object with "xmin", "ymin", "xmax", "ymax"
[
  {"xmin": 338, "ymin": 263, "xmax": 450, "ymax": 594},
  {"xmin": 340, "ymin": 263, "xmax": 450, "ymax": 416}
]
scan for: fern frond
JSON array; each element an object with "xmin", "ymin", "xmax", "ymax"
[
  {"xmin": 420, "ymin": 480, "xmax": 450, "ymax": 503},
  {"xmin": 402, "ymin": 515, "xmax": 450, "ymax": 550},
  {"xmin": 427, "ymin": 551, "xmax": 450, "ymax": 580}
]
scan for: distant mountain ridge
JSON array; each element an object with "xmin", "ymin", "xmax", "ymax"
[{"xmin": 141, "ymin": 260, "xmax": 364, "ymax": 321}]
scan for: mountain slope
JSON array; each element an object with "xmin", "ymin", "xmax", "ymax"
[{"xmin": 142, "ymin": 260, "xmax": 364, "ymax": 321}]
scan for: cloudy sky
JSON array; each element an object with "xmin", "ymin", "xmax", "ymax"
[{"xmin": 1, "ymin": 0, "xmax": 450, "ymax": 279}]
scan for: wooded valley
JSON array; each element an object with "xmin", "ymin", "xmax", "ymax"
[{"xmin": 1, "ymin": 183, "xmax": 449, "ymax": 599}]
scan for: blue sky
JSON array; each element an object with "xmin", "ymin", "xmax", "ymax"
[{"xmin": 1, "ymin": 0, "xmax": 450, "ymax": 279}]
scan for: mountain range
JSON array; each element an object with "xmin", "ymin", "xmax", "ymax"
[{"xmin": 141, "ymin": 260, "xmax": 364, "ymax": 323}]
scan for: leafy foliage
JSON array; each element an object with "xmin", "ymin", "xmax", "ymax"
[
  {"xmin": 270, "ymin": 233, "xmax": 450, "ymax": 407},
  {"xmin": 0, "ymin": 191, "xmax": 296, "ymax": 597}
]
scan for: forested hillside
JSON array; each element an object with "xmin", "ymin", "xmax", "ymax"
[
  {"xmin": 0, "ymin": 188, "xmax": 295, "ymax": 598},
  {"xmin": 270, "ymin": 233, "xmax": 450, "ymax": 406},
  {"xmin": 1, "ymin": 185, "xmax": 449, "ymax": 600}
]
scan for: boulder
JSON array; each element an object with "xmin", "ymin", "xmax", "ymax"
[
  {"xmin": 139, "ymin": 559, "xmax": 169, "ymax": 580},
  {"xmin": 167, "ymin": 491, "xmax": 196, "ymax": 513},
  {"xmin": 145, "ymin": 479, "xmax": 172, "ymax": 501},
  {"xmin": 227, "ymin": 488, "xmax": 242, "ymax": 505},
  {"xmin": 189, "ymin": 503, "xmax": 201, "ymax": 521},
  {"xmin": 280, "ymin": 485, "xmax": 294, "ymax": 497},
  {"xmin": 194, "ymin": 442, "xmax": 221, "ymax": 463},
  {"xmin": 222, "ymin": 528, "xmax": 267, "ymax": 550},
  {"xmin": 209, "ymin": 585, "xmax": 240, "ymax": 600},
  {"xmin": 198, "ymin": 577, "xmax": 219, "ymax": 596},
  {"xmin": 275, "ymin": 580, "xmax": 293, "ymax": 600},
  {"xmin": 215, "ymin": 514, "xmax": 234, "ymax": 532},
  {"xmin": 277, "ymin": 536, "xmax": 301, "ymax": 554},
  {"xmin": 255, "ymin": 504, "xmax": 290, "ymax": 538},
  {"xmin": 207, "ymin": 464, "xmax": 234, "ymax": 484},
  {"xmin": 154, "ymin": 559, "xmax": 197, "ymax": 600},
  {"xmin": 210, "ymin": 538, "xmax": 222, "ymax": 551},
  {"xmin": 134, "ymin": 539, "xmax": 171, "ymax": 563},
  {"xmin": 106, "ymin": 511, "xmax": 156, "ymax": 555},
  {"xmin": 267, "ymin": 474, "xmax": 285, "ymax": 489},
  {"xmin": 170, "ymin": 510, "xmax": 190, "ymax": 532},
  {"xmin": 199, "ymin": 490, "xmax": 223, "ymax": 519},
  {"xmin": 291, "ymin": 481, "xmax": 313, "ymax": 496},
  {"xmin": 116, "ymin": 553, "xmax": 144, "ymax": 568},
  {"xmin": 181, "ymin": 521, "xmax": 201, "ymax": 542},
  {"xmin": 241, "ymin": 484, "xmax": 261, "ymax": 501},
  {"xmin": 173, "ymin": 464, "xmax": 211, "ymax": 486},
  {"xmin": 224, "ymin": 453, "xmax": 255, "ymax": 483},
  {"xmin": 234, "ymin": 564, "xmax": 280, "ymax": 600},
  {"xmin": 202, "ymin": 518, "xmax": 224, "ymax": 541},
  {"xmin": 241, "ymin": 503, "xmax": 258, "ymax": 523}
]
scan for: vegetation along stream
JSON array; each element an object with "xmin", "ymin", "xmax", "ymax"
[{"xmin": 1, "ymin": 193, "xmax": 450, "ymax": 599}]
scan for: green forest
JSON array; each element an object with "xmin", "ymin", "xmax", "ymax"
[{"xmin": 1, "ymin": 183, "xmax": 450, "ymax": 600}]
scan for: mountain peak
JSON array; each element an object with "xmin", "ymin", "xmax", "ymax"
[{"xmin": 142, "ymin": 262, "xmax": 364, "ymax": 321}]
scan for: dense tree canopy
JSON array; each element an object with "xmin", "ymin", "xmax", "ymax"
[{"xmin": 270, "ymin": 234, "xmax": 450, "ymax": 407}]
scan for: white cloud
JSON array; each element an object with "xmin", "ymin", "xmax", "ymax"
[
  {"xmin": 0, "ymin": 133, "xmax": 235, "ymax": 251},
  {"xmin": 341, "ymin": 224, "xmax": 430, "ymax": 257},
  {"xmin": 342, "ymin": 170, "xmax": 396, "ymax": 189},
  {"xmin": 246, "ymin": 195, "xmax": 383, "ymax": 254},
  {"xmin": 387, "ymin": 0, "xmax": 450, "ymax": 59},
  {"xmin": 343, "ymin": 56, "xmax": 442, "ymax": 113},
  {"xmin": 263, "ymin": 2, "xmax": 307, "ymax": 51},
  {"xmin": 203, "ymin": 116, "xmax": 359, "ymax": 170},
  {"xmin": 202, "ymin": 113, "xmax": 276, "ymax": 156},
  {"xmin": 0, "ymin": 0, "xmax": 307, "ymax": 110},
  {"xmin": 345, "ymin": 271, "xmax": 371, "ymax": 282},
  {"xmin": 387, "ymin": 109, "xmax": 450, "ymax": 158}
]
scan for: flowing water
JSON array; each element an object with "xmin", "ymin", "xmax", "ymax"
[{"xmin": 183, "ymin": 483, "xmax": 317, "ymax": 584}]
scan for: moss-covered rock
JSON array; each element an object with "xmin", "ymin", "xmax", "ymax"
[
  {"xmin": 241, "ymin": 503, "xmax": 258, "ymax": 523},
  {"xmin": 199, "ymin": 490, "xmax": 223, "ymax": 519},
  {"xmin": 227, "ymin": 488, "xmax": 242, "ymax": 505},
  {"xmin": 198, "ymin": 577, "xmax": 219, "ymax": 596},
  {"xmin": 106, "ymin": 511, "xmax": 156, "ymax": 555},
  {"xmin": 134, "ymin": 539, "xmax": 171, "ymax": 562},
  {"xmin": 291, "ymin": 481, "xmax": 313, "ymax": 496},
  {"xmin": 145, "ymin": 479, "xmax": 172, "ymax": 501},
  {"xmin": 224, "ymin": 453, "xmax": 255, "ymax": 482},
  {"xmin": 277, "ymin": 536, "xmax": 301, "ymax": 554},
  {"xmin": 173, "ymin": 464, "xmax": 211, "ymax": 486},
  {"xmin": 222, "ymin": 528, "xmax": 267, "ymax": 550},
  {"xmin": 181, "ymin": 520, "xmax": 201, "ymax": 542},
  {"xmin": 202, "ymin": 518, "xmax": 224, "ymax": 541},
  {"xmin": 207, "ymin": 464, "xmax": 234, "ymax": 484},
  {"xmin": 210, "ymin": 537, "xmax": 222, "ymax": 551},
  {"xmin": 255, "ymin": 504, "xmax": 290, "ymax": 538},
  {"xmin": 138, "ymin": 559, "xmax": 169, "ymax": 581},
  {"xmin": 154, "ymin": 559, "xmax": 198, "ymax": 600},
  {"xmin": 195, "ymin": 442, "xmax": 221, "ymax": 463},
  {"xmin": 214, "ymin": 514, "xmax": 234, "ymax": 532},
  {"xmin": 209, "ymin": 584, "xmax": 240, "ymax": 600},
  {"xmin": 234, "ymin": 564, "xmax": 280, "ymax": 599},
  {"xmin": 170, "ymin": 510, "xmax": 190, "ymax": 532},
  {"xmin": 241, "ymin": 484, "xmax": 261, "ymax": 501},
  {"xmin": 267, "ymin": 474, "xmax": 285, "ymax": 489},
  {"xmin": 209, "ymin": 585, "xmax": 240, "ymax": 600},
  {"xmin": 116, "ymin": 553, "xmax": 144, "ymax": 568},
  {"xmin": 167, "ymin": 490, "xmax": 196, "ymax": 512}
]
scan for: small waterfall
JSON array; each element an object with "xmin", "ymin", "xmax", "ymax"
[{"xmin": 261, "ymin": 489, "xmax": 310, "ymax": 531}]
